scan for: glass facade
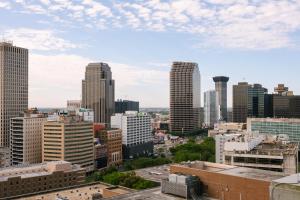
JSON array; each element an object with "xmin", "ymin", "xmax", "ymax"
[{"xmin": 248, "ymin": 118, "xmax": 300, "ymax": 142}]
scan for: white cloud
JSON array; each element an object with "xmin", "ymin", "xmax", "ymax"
[
  {"xmin": 29, "ymin": 53, "xmax": 169, "ymax": 107},
  {"xmin": 0, "ymin": 1, "xmax": 10, "ymax": 9},
  {"xmin": 3, "ymin": 28, "xmax": 78, "ymax": 51},
  {"xmin": 5, "ymin": 0, "xmax": 300, "ymax": 50}
]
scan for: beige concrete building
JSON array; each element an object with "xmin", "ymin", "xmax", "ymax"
[
  {"xmin": 170, "ymin": 62, "xmax": 201, "ymax": 133},
  {"xmin": 82, "ymin": 63, "xmax": 115, "ymax": 124},
  {"xmin": 0, "ymin": 41, "xmax": 28, "ymax": 147},
  {"xmin": 42, "ymin": 116, "xmax": 94, "ymax": 172},
  {"xmin": 0, "ymin": 161, "xmax": 85, "ymax": 199},
  {"xmin": 10, "ymin": 114, "xmax": 47, "ymax": 166}
]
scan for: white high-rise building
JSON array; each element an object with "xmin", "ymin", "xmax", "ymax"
[
  {"xmin": 0, "ymin": 41, "xmax": 28, "ymax": 147},
  {"xmin": 111, "ymin": 111, "xmax": 153, "ymax": 159},
  {"xmin": 204, "ymin": 90, "xmax": 217, "ymax": 127},
  {"xmin": 10, "ymin": 114, "xmax": 47, "ymax": 165}
]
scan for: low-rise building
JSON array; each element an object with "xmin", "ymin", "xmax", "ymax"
[
  {"xmin": 248, "ymin": 118, "xmax": 300, "ymax": 143},
  {"xmin": 223, "ymin": 134, "xmax": 298, "ymax": 175},
  {"xmin": 0, "ymin": 161, "xmax": 85, "ymax": 199},
  {"xmin": 170, "ymin": 161, "xmax": 284, "ymax": 200},
  {"xmin": 270, "ymin": 173, "xmax": 300, "ymax": 200},
  {"xmin": 208, "ymin": 122, "xmax": 246, "ymax": 137}
]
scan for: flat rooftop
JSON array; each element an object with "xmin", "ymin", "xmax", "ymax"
[
  {"xmin": 19, "ymin": 183, "xmax": 132, "ymax": 200},
  {"xmin": 173, "ymin": 161, "xmax": 284, "ymax": 181},
  {"xmin": 0, "ymin": 161, "xmax": 81, "ymax": 182}
]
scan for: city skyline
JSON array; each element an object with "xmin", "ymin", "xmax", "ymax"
[{"xmin": 0, "ymin": 1, "xmax": 300, "ymax": 108}]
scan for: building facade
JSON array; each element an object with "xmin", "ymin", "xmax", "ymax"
[
  {"xmin": 42, "ymin": 116, "xmax": 94, "ymax": 172},
  {"xmin": 170, "ymin": 62, "xmax": 201, "ymax": 133},
  {"xmin": 204, "ymin": 90, "xmax": 217, "ymax": 127},
  {"xmin": 115, "ymin": 99, "xmax": 139, "ymax": 113},
  {"xmin": 66, "ymin": 100, "xmax": 81, "ymax": 111},
  {"xmin": 0, "ymin": 147, "xmax": 10, "ymax": 168},
  {"xmin": 248, "ymin": 118, "xmax": 300, "ymax": 143},
  {"xmin": 170, "ymin": 161, "xmax": 284, "ymax": 200},
  {"xmin": 82, "ymin": 63, "xmax": 115, "ymax": 124},
  {"xmin": 10, "ymin": 114, "xmax": 47, "ymax": 166},
  {"xmin": 213, "ymin": 76, "xmax": 229, "ymax": 121},
  {"xmin": 0, "ymin": 161, "xmax": 85, "ymax": 199},
  {"xmin": 233, "ymin": 82, "xmax": 266, "ymax": 123},
  {"xmin": 0, "ymin": 42, "xmax": 28, "ymax": 147},
  {"xmin": 111, "ymin": 111, "xmax": 153, "ymax": 159},
  {"xmin": 97, "ymin": 129, "xmax": 122, "ymax": 167}
]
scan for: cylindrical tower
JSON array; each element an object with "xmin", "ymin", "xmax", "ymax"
[{"xmin": 213, "ymin": 76, "xmax": 229, "ymax": 121}]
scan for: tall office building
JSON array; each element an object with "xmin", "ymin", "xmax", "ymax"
[
  {"xmin": 213, "ymin": 76, "xmax": 229, "ymax": 121},
  {"xmin": 10, "ymin": 113, "xmax": 47, "ymax": 165},
  {"xmin": 42, "ymin": 115, "xmax": 94, "ymax": 172},
  {"xmin": 115, "ymin": 99, "xmax": 139, "ymax": 113},
  {"xmin": 233, "ymin": 82, "xmax": 266, "ymax": 123},
  {"xmin": 111, "ymin": 111, "xmax": 153, "ymax": 159},
  {"xmin": 0, "ymin": 41, "xmax": 28, "ymax": 147},
  {"xmin": 170, "ymin": 62, "xmax": 201, "ymax": 133},
  {"xmin": 204, "ymin": 90, "xmax": 217, "ymax": 127},
  {"xmin": 82, "ymin": 63, "xmax": 115, "ymax": 124}
]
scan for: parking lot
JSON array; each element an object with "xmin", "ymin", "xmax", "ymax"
[{"xmin": 135, "ymin": 165, "xmax": 170, "ymax": 182}]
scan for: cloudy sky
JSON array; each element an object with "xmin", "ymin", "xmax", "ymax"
[{"xmin": 1, "ymin": 0, "xmax": 300, "ymax": 108}]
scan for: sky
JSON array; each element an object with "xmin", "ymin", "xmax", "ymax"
[{"xmin": 0, "ymin": 0, "xmax": 300, "ymax": 108}]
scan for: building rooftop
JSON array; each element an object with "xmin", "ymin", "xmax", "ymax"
[
  {"xmin": 248, "ymin": 117, "xmax": 300, "ymax": 123},
  {"xmin": 173, "ymin": 161, "xmax": 284, "ymax": 182},
  {"xmin": 0, "ymin": 161, "xmax": 82, "ymax": 182}
]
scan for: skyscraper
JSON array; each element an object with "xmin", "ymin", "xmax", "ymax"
[
  {"xmin": 170, "ymin": 62, "xmax": 201, "ymax": 133},
  {"xmin": 115, "ymin": 99, "xmax": 139, "ymax": 113},
  {"xmin": 82, "ymin": 63, "xmax": 115, "ymax": 124},
  {"xmin": 233, "ymin": 82, "xmax": 266, "ymax": 123},
  {"xmin": 204, "ymin": 90, "xmax": 217, "ymax": 127},
  {"xmin": 213, "ymin": 76, "xmax": 229, "ymax": 121},
  {"xmin": 0, "ymin": 41, "xmax": 28, "ymax": 147}
]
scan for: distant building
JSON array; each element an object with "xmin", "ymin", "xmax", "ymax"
[
  {"xmin": 223, "ymin": 133, "xmax": 298, "ymax": 175},
  {"xmin": 233, "ymin": 82, "xmax": 266, "ymax": 123},
  {"xmin": 170, "ymin": 62, "xmax": 201, "ymax": 133},
  {"xmin": 0, "ymin": 147, "xmax": 10, "ymax": 168},
  {"xmin": 76, "ymin": 108, "xmax": 94, "ymax": 122},
  {"xmin": 0, "ymin": 42, "xmax": 28, "ymax": 147},
  {"xmin": 227, "ymin": 107, "xmax": 233, "ymax": 122},
  {"xmin": 10, "ymin": 113, "xmax": 47, "ymax": 165},
  {"xmin": 111, "ymin": 111, "xmax": 153, "ymax": 159},
  {"xmin": 208, "ymin": 122, "xmax": 246, "ymax": 137},
  {"xmin": 42, "ymin": 115, "xmax": 94, "ymax": 172},
  {"xmin": 97, "ymin": 129, "xmax": 122, "ymax": 167},
  {"xmin": 213, "ymin": 76, "xmax": 229, "ymax": 121},
  {"xmin": 204, "ymin": 90, "xmax": 217, "ymax": 127},
  {"xmin": 248, "ymin": 118, "xmax": 300, "ymax": 143},
  {"xmin": 67, "ymin": 100, "xmax": 81, "ymax": 111},
  {"xmin": 170, "ymin": 161, "xmax": 284, "ymax": 200},
  {"xmin": 82, "ymin": 63, "xmax": 115, "ymax": 124},
  {"xmin": 0, "ymin": 161, "xmax": 85, "ymax": 199},
  {"xmin": 115, "ymin": 99, "xmax": 139, "ymax": 113}
]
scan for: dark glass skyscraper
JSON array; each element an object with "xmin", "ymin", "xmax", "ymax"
[
  {"xmin": 170, "ymin": 62, "xmax": 201, "ymax": 133},
  {"xmin": 213, "ymin": 76, "xmax": 229, "ymax": 121},
  {"xmin": 233, "ymin": 82, "xmax": 266, "ymax": 123},
  {"xmin": 115, "ymin": 100, "xmax": 139, "ymax": 113}
]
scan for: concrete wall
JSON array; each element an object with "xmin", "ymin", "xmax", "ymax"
[{"xmin": 170, "ymin": 165, "xmax": 271, "ymax": 200}]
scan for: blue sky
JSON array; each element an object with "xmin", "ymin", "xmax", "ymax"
[{"xmin": 0, "ymin": 0, "xmax": 300, "ymax": 108}]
